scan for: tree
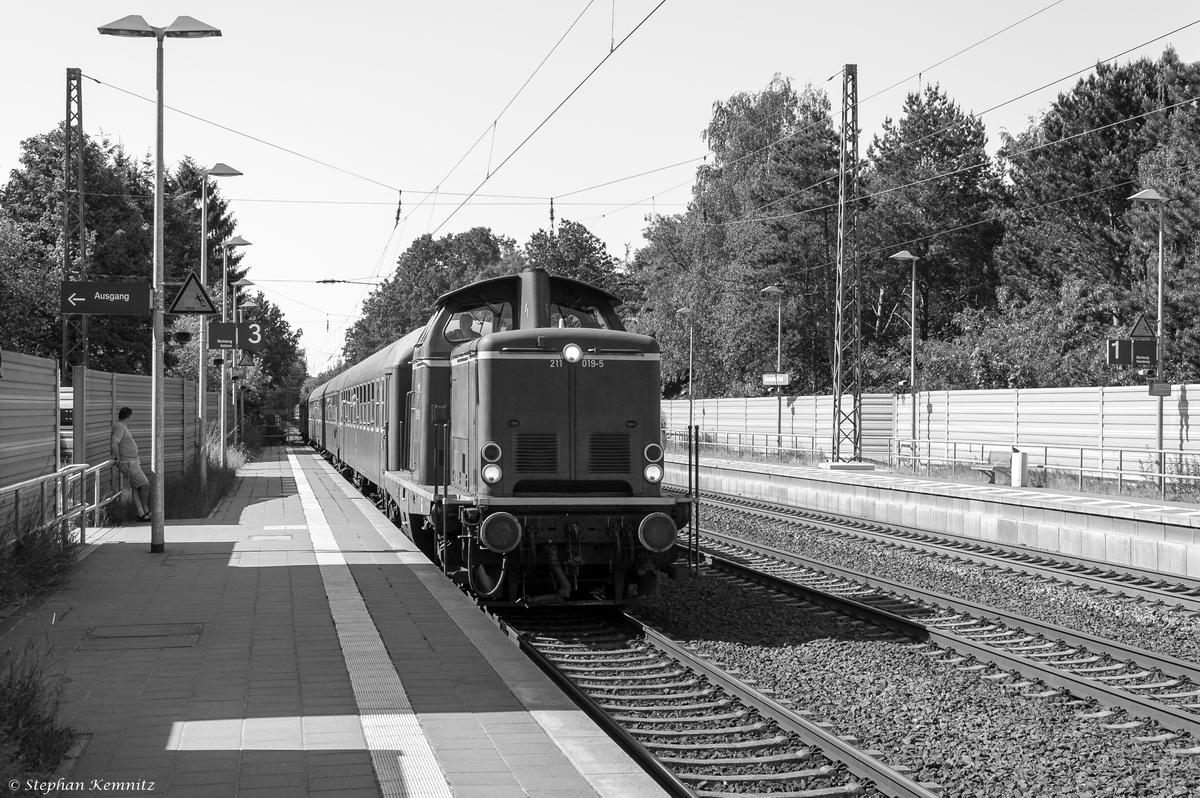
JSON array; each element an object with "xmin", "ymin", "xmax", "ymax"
[
  {"xmin": 860, "ymin": 83, "xmax": 1005, "ymax": 359},
  {"xmin": 0, "ymin": 128, "xmax": 239, "ymax": 374},
  {"xmin": 342, "ymin": 228, "xmax": 514, "ymax": 364}
]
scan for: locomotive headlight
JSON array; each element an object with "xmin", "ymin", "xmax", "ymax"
[
  {"xmin": 480, "ymin": 512, "xmax": 522, "ymax": 553},
  {"xmin": 562, "ymin": 343, "xmax": 583, "ymax": 363},
  {"xmin": 643, "ymin": 463, "xmax": 664, "ymax": 483},
  {"xmin": 481, "ymin": 442, "xmax": 502, "ymax": 463},
  {"xmin": 644, "ymin": 443, "xmax": 664, "ymax": 462},
  {"xmin": 638, "ymin": 513, "xmax": 677, "ymax": 552},
  {"xmin": 481, "ymin": 463, "xmax": 503, "ymax": 484}
]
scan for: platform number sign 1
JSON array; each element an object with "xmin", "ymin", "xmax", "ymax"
[{"xmin": 1106, "ymin": 338, "xmax": 1132, "ymax": 366}]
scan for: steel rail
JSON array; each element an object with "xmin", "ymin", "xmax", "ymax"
[
  {"xmin": 491, "ymin": 614, "xmax": 697, "ymax": 798},
  {"xmin": 628, "ymin": 613, "xmax": 943, "ymax": 798},
  {"xmin": 695, "ymin": 489, "xmax": 1200, "ymax": 611},
  {"xmin": 701, "ymin": 531, "xmax": 1200, "ymax": 740}
]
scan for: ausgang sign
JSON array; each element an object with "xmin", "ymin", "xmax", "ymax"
[{"xmin": 61, "ymin": 281, "xmax": 151, "ymax": 316}]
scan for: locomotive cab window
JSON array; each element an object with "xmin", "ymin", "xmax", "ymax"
[
  {"xmin": 443, "ymin": 299, "xmax": 514, "ymax": 344},
  {"xmin": 549, "ymin": 302, "xmax": 613, "ymax": 330}
]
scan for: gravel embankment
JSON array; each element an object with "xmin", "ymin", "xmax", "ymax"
[
  {"xmin": 633, "ymin": 569, "xmax": 1200, "ymax": 797},
  {"xmin": 706, "ymin": 507, "xmax": 1200, "ymax": 665}
]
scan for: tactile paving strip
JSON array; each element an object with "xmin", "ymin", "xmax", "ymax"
[{"xmin": 287, "ymin": 452, "xmax": 453, "ymax": 798}]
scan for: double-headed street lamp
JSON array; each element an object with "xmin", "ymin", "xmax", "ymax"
[
  {"xmin": 198, "ymin": 163, "xmax": 242, "ymax": 495},
  {"xmin": 1129, "ymin": 188, "xmax": 1167, "ymax": 492},
  {"xmin": 100, "ymin": 14, "xmax": 221, "ymax": 554},
  {"xmin": 219, "ymin": 237, "xmax": 251, "ymax": 468},
  {"xmin": 890, "ymin": 250, "xmax": 920, "ymax": 459},
  {"xmin": 761, "ymin": 286, "xmax": 784, "ymax": 449}
]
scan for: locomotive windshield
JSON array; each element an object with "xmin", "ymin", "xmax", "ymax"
[
  {"xmin": 443, "ymin": 299, "xmax": 514, "ymax": 343},
  {"xmin": 549, "ymin": 301, "xmax": 614, "ymax": 329}
]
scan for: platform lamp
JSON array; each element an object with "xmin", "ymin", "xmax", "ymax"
[
  {"xmin": 219, "ymin": 237, "xmax": 251, "ymax": 468},
  {"xmin": 99, "ymin": 14, "xmax": 221, "ymax": 554},
  {"xmin": 234, "ymin": 300, "xmax": 258, "ymax": 447},
  {"xmin": 761, "ymin": 286, "xmax": 784, "ymax": 451},
  {"xmin": 198, "ymin": 163, "xmax": 242, "ymax": 495},
  {"xmin": 1129, "ymin": 188, "xmax": 1166, "ymax": 493},
  {"xmin": 889, "ymin": 250, "xmax": 919, "ymax": 464}
]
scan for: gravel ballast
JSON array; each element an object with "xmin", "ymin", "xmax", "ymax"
[
  {"xmin": 706, "ymin": 507, "xmax": 1200, "ymax": 665},
  {"xmin": 634, "ymin": 567, "xmax": 1200, "ymax": 797}
]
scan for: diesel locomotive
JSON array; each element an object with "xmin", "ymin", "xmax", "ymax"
[{"xmin": 303, "ymin": 267, "xmax": 692, "ymax": 604}]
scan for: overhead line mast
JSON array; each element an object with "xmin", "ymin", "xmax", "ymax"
[
  {"xmin": 832, "ymin": 64, "xmax": 862, "ymax": 463},
  {"xmin": 62, "ymin": 67, "xmax": 88, "ymax": 384}
]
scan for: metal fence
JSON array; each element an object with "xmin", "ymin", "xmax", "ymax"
[
  {"xmin": 664, "ymin": 384, "xmax": 1200, "ymax": 479},
  {"xmin": 0, "ymin": 351, "xmax": 60, "ymax": 524}
]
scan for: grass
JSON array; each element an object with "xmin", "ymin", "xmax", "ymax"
[
  {"xmin": 0, "ymin": 640, "xmax": 78, "ymax": 794},
  {"xmin": 0, "ymin": 506, "xmax": 80, "ymax": 610}
]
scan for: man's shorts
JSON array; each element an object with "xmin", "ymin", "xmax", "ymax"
[{"xmin": 119, "ymin": 460, "xmax": 149, "ymax": 489}]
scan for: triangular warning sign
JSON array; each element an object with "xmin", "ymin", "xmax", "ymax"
[
  {"xmin": 168, "ymin": 272, "xmax": 218, "ymax": 314},
  {"xmin": 1129, "ymin": 314, "xmax": 1155, "ymax": 339},
  {"xmin": 238, "ymin": 352, "xmax": 254, "ymax": 367}
]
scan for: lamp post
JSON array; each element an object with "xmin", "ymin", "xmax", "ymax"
[
  {"xmin": 100, "ymin": 14, "xmax": 221, "ymax": 554},
  {"xmin": 198, "ymin": 163, "xmax": 241, "ymax": 495},
  {"xmin": 890, "ymin": 251, "xmax": 919, "ymax": 465},
  {"xmin": 761, "ymin": 286, "xmax": 784, "ymax": 450},
  {"xmin": 1129, "ymin": 188, "xmax": 1166, "ymax": 493},
  {"xmin": 219, "ymin": 236, "xmax": 251, "ymax": 468},
  {"xmin": 676, "ymin": 307, "xmax": 694, "ymax": 431},
  {"xmin": 235, "ymin": 299, "xmax": 258, "ymax": 447}
]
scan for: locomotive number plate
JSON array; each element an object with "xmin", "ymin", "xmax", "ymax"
[{"xmin": 551, "ymin": 358, "xmax": 605, "ymax": 367}]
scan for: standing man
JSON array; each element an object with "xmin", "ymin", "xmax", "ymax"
[{"xmin": 112, "ymin": 407, "xmax": 151, "ymax": 522}]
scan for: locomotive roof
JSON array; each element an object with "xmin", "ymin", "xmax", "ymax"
[{"xmin": 435, "ymin": 267, "xmax": 622, "ymax": 309}]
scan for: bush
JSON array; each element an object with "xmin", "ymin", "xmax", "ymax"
[{"xmin": 0, "ymin": 640, "xmax": 78, "ymax": 789}]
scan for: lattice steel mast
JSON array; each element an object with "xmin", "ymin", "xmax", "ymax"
[
  {"xmin": 832, "ymin": 64, "xmax": 861, "ymax": 462},
  {"xmin": 61, "ymin": 67, "xmax": 87, "ymax": 382}
]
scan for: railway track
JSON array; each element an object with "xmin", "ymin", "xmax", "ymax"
[
  {"xmin": 495, "ymin": 608, "xmax": 942, "ymax": 798},
  {"xmin": 688, "ymin": 490, "xmax": 1200, "ymax": 612},
  {"xmin": 697, "ymin": 527, "xmax": 1200, "ymax": 751}
]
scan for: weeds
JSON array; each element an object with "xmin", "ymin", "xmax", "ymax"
[
  {"xmin": 0, "ymin": 640, "xmax": 78, "ymax": 789},
  {"xmin": 0, "ymin": 509, "xmax": 79, "ymax": 610}
]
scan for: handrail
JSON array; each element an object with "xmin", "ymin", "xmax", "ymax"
[{"xmin": 1, "ymin": 460, "xmax": 122, "ymax": 546}]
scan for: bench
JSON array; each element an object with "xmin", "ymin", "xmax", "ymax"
[{"xmin": 970, "ymin": 451, "xmax": 1013, "ymax": 484}]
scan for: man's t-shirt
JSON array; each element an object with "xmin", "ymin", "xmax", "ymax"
[{"xmin": 111, "ymin": 421, "xmax": 139, "ymax": 461}]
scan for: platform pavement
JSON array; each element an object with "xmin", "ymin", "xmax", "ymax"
[
  {"xmin": 666, "ymin": 453, "xmax": 1200, "ymax": 578},
  {"xmin": 0, "ymin": 446, "xmax": 669, "ymax": 798}
]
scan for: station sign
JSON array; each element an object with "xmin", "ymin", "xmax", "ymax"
[
  {"xmin": 60, "ymin": 281, "xmax": 151, "ymax": 316},
  {"xmin": 1149, "ymin": 380, "xmax": 1172, "ymax": 397},
  {"xmin": 208, "ymin": 321, "xmax": 264, "ymax": 351},
  {"xmin": 762, "ymin": 372, "xmax": 791, "ymax": 387},
  {"xmin": 1131, "ymin": 338, "xmax": 1157, "ymax": 368}
]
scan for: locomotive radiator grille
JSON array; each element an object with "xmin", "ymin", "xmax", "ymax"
[
  {"xmin": 514, "ymin": 433, "xmax": 559, "ymax": 472},
  {"xmin": 588, "ymin": 433, "xmax": 630, "ymax": 473}
]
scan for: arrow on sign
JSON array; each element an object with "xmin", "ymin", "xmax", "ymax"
[{"xmin": 67, "ymin": 293, "xmax": 83, "ymax": 307}]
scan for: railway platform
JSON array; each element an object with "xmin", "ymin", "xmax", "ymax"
[
  {"xmin": 0, "ymin": 446, "xmax": 668, "ymax": 798},
  {"xmin": 666, "ymin": 454, "xmax": 1200, "ymax": 580}
]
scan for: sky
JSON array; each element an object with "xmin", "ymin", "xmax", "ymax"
[{"xmin": 3, "ymin": 1, "xmax": 1200, "ymax": 376}]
